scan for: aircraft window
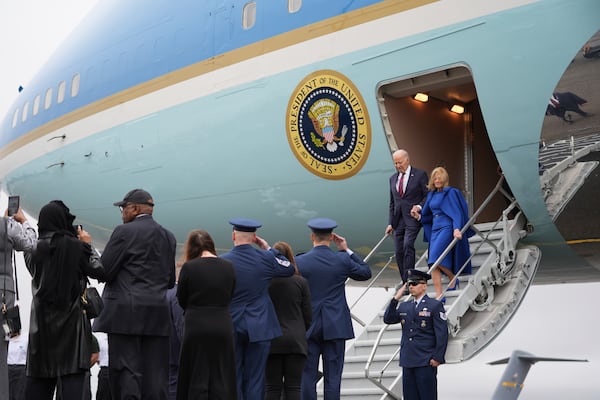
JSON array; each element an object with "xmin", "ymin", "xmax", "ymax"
[
  {"xmin": 12, "ymin": 109, "xmax": 19, "ymax": 128},
  {"xmin": 242, "ymin": 2, "xmax": 256, "ymax": 30},
  {"xmin": 288, "ymin": 0, "xmax": 302, "ymax": 13},
  {"xmin": 71, "ymin": 73, "xmax": 80, "ymax": 97},
  {"xmin": 21, "ymin": 101, "xmax": 29, "ymax": 122},
  {"xmin": 33, "ymin": 95, "xmax": 41, "ymax": 116},
  {"xmin": 57, "ymin": 80, "xmax": 66, "ymax": 104},
  {"xmin": 44, "ymin": 88, "xmax": 53, "ymax": 110}
]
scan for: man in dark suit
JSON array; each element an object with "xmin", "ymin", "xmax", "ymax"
[
  {"xmin": 296, "ymin": 218, "xmax": 372, "ymax": 400},
  {"xmin": 383, "ymin": 269, "xmax": 448, "ymax": 400},
  {"xmin": 93, "ymin": 188, "xmax": 176, "ymax": 400},
  {"xmin": 221, "ymin": 218, "xmax": 294, "ymax": 400},
  {"xmin": 385, "ymin": 149, "xmax": 429, "ymax": 283}
]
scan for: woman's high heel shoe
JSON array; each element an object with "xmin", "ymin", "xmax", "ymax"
[{"xmin": 447, "ymin": 278, "xmax": 460, "ymax": 291}]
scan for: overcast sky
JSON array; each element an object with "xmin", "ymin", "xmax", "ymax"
[{"xmin": 1, "ymin": 2, "xmax": 598, "ymax": 399}]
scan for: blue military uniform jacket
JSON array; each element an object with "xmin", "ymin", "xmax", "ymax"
[
  {"xmin": 221, "ymin": 244, "xmax": 293, "ymax": 342},
  {"xmin": 296, "ymin": 246, "xmax": 371, "ymax": 341},
  {"xmin": 383, "ymin": 295, "xmax": 448, "ymax": 367}
]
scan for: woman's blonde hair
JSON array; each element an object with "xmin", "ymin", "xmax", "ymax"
[{"xmin": 427, "ymin": 166, "xmax": 450, "ymax": 191}]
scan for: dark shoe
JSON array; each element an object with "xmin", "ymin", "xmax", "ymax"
[
  {"xmin": 447, "ymin": 278, "xmax": 460, "ymax": 291},
  {"xmin": 440, "ymin": 297, "xmax": 446, "ymax": 304}
]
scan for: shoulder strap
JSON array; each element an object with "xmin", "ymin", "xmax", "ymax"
[
  {"xmin": 2, "ymin": 218, "xmax": 8, "ymax": 307},
  {"xmin": 2, "ymin": 218, "xmax": 20, "ymax": 307},
  {"xmin": 12, "ymin": 250, "xmax": 19, "ymax": 302}
]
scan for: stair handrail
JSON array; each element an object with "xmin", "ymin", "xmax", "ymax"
[
  {"xmin": 349, "ymin": 234, "xmax": 392, "ymax": 327},
  {"xmin": 364, "ymin": 174, "xmax": 519, "ymax": 391}
]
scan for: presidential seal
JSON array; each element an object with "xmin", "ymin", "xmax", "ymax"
[{"xmin": 286, "ymin": 70, "xmax": 371, "ymax": 180}]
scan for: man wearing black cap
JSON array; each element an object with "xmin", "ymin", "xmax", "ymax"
[
  {"xmin": 296, "ymin": 218, "xmax": 372, "ymax": 400},
  {"xmin": 93, "ymin": 188, "xmax": 176, "ymax": 400},
  {"xmin": 221, "ymin": 218, "xmax": 294, "ymax": 400},
  {"xmin": 383, "ymin": 269, "xmax": 448, "ymax": 400}
]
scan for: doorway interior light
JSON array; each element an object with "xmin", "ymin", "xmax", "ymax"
[
  {"xmin": 450, "ymin": 104, "xmax": 465, "ymax": 114},
  {"xmin": 413, "ymin": 92, "xmax": 429, "ymax": 102}
]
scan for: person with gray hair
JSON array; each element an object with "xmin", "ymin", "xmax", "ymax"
[{"xmin": 385, "ymin": 149, "xmax": 428, "ymax": 284}]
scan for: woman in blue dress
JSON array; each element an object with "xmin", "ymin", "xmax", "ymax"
[{"xmin": 413, "ymin": 167, "xmax": 472, "ymax": 300}]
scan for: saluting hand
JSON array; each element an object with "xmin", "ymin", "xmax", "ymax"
[
  {"xmin": 394, "ymin": 283, "xmax": 407, "ymax": 300},
  {"xmin": 254, "ymin": 235, "xmax": 269, "ymax": 250},
  {"xmin": 331, "ymin": 233, "xmax": 348, "ymax": 251}
]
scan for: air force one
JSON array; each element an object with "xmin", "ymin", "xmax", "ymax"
[{"xmin": 1, "ymin": 0, "xmax": 598, "ymax": 397}]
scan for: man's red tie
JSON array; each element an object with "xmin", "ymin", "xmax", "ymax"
[{"xmin": 397, "ymin": 173, "xmax": 404, "ymax": 197}]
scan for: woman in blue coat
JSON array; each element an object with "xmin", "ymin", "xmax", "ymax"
[{"xmin": 413, "ymin": 167, "xmax": 473, "ymax": 300}]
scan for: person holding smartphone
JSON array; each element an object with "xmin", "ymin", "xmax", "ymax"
[{"xmin": 1, "ymin": 196, "xmax": 37, "ymax": 400}]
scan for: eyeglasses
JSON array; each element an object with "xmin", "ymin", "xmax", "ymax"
[
  {"xmin": 407, "ymin": 281, "xmax": 426, "ymax": 287},
  {"xmin": 119, "ymin": 204, "xmax": 132, "ymax": 212},
  {"xmin": 119, "ymin": 202, "xmax": 154, "ymax": 212}
]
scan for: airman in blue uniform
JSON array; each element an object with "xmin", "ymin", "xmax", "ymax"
[
  {"xmin": 296, "ymin": 218, "xmax": 372, "ymax": 400},
  {"xmin": 383, "ymin": 269, "xmax": 448, "ymax": 400},
  {"xmin": 221, "ymin": 218, "xmax": 294, "ymax": 400}
]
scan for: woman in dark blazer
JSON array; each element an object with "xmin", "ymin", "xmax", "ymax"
[{"xmin": 265, "ymin": 242, "xmax": 312, "ymax": 400}]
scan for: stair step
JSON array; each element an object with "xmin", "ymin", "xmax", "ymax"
[{"xmin": 331, "ymin": 217, "xmax": 539, "ymax": 398}]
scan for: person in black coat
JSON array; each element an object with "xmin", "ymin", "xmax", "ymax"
[
  {"xmin": 265, "ymin": 241, "xmax": 312, "ymax": 400},
  {"xmin": 176, "ymin": 229, "xmax": 237, "ymax": 400},
  {"xmin": 23, "ymin": 200, "xmax": 104, "ymax": 400},
  {"xmin": 385, "ymin": 149, "xmax": 429, "ymax": 283},
  {"xmin": 93, "ymin": 189, "xmax": 176, "ymax": 400}
]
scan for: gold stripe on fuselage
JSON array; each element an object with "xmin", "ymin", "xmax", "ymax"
[{"xmin": 0, "ymin": 0, "xmax": 435, "ymax": 159}]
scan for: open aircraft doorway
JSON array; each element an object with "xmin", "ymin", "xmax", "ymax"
[
  {"xmin": 376, "ymin": 65, "xmax": 507, "ymax": 225},
  {"xmin": 540, "ymin": 29, "xmax": 600, "ymax": 271}
]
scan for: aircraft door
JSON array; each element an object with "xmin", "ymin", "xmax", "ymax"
[{"xmin": 377, "ymin": 66, "xmax": 502, "ymax": 222}]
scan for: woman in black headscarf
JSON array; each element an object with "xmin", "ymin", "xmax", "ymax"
[{"xmin": 23, "ymin": 200, "xmax": 104, "ymax": 400}]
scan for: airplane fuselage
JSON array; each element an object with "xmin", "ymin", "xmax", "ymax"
[{"xmin": 1, "ymin": 0, "xmax": 599, "ymax": 282}]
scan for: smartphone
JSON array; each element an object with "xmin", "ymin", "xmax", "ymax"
[{"xmin": 7, "ymin": 195, "xmax": 20, "ymax": 216}]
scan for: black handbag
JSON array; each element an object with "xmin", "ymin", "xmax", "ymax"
[
  {"xmin": 1, "ymin": 304, "xmax": 21, "ymax": 338},
  {"xmin": 81, "ymin": 286, "xmax": 104, "ymax": 319}
]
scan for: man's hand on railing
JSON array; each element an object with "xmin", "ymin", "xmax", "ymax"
[{"xmin": 385, "ymin": 224, "xmax": 393, "ymax": 235}]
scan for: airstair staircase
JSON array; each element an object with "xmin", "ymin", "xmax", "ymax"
[{"xmin": 316, "ymin": 176, "xmax": 542, "ymax": 399}]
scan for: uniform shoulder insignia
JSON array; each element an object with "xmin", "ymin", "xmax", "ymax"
[
  {"xmin": 440, "ymin": 311, "xmax": 447, "ymax": 321},
  {"xmin": 276, "ymin": 257, "xmax": 291, "ymax": 267}
]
